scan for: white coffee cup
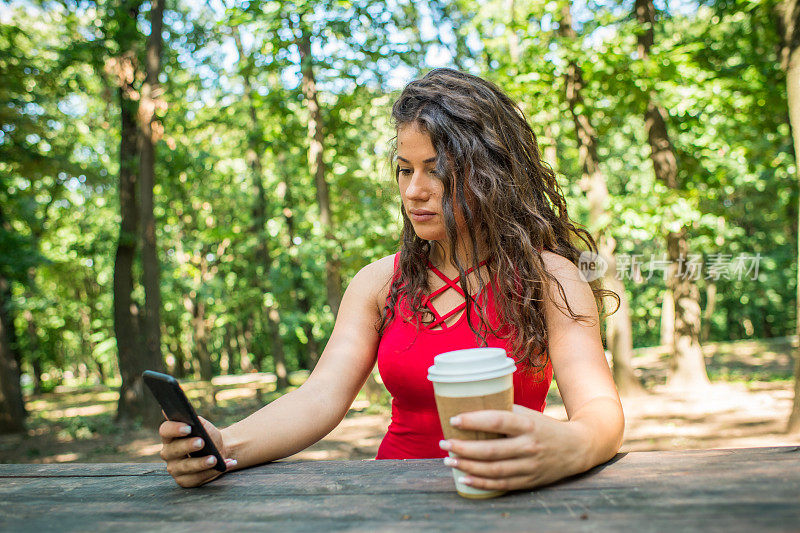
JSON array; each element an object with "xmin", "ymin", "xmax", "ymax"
[{"xmin": 427, "ymin": 347, "xmax": 516, "ymax": 499}]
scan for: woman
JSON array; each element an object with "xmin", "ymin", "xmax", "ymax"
[{"xmin": 158, "ymin": 68, "xmax": 625, "ymax": 492}]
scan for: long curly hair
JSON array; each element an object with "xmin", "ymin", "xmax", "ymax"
[{"xmin": 377, "ymin": 68, "xmax": 619, "ymax": 373}]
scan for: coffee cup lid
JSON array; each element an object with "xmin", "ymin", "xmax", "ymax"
[{"xmin": 427, "ymin": 347, "xmax": 516, "ymax": 383}]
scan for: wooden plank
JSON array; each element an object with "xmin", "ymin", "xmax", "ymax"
[
  {"xmin": 1, "ymin": 446, "xmax": 799, "ymax": 493},
  {"xmin": 3, "ymin": 446, "xmax": 795, "ymax": 481},
  {"xmin": 0, "ymin": 463, "xmax": 161, "ymax": 477},
  {"xmin": 1, "ymin": 481, "xmax": 797, "ymax": 532},
  {"xmin": 1, "ymin": 447, "xmax": 798, "ymax": 532}
]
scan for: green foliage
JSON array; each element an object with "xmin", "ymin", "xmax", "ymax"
[{"xmin": 1, "ymin": 0, "xmax": 796, "ymax": 390}]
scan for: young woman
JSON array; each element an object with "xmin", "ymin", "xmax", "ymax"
[{"xmin": 158, "ymin": 68, "xmax": 625, "ymax": 492}]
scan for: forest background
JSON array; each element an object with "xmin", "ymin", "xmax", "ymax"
[{"xmin": 2, "ymin": 0, "xmax": 800, "ymax": 461}]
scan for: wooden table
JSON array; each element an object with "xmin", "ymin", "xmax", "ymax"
[{"xmin": 1, "ymin": 446, "xmax": 798, "ymax": 532}]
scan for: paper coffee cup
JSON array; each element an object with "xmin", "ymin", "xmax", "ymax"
[{"xmin": 427, "ymin": 347, "xmax": 516, "ymax": 499}]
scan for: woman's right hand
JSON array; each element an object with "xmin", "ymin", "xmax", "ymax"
[{"xmin": 158, "ymin": 416, "xmax": 237, "ymax": 488}]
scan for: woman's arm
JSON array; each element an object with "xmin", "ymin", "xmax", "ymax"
[
  {"xmin": 222, "ymin": 255, "xmax": 392, "ymax": 468},
  {"xmin": 537, "ymin": 251, "xmax": 625, "ymax": 471},
  {"xmin": 437, "ymin": 251, "xmax": 625, "ymax": 491},
  {"xmin": 158, "ymin": 255, "xmax": 394, "ymax": 487}
]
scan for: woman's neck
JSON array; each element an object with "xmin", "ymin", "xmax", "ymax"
[{"xmin": 429, "ymin": 240, "xmax": 489, "ymax": 272}]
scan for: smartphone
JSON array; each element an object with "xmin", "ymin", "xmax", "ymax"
[{"xmin": 142, "ymin": 370, "xmax": 226, "ymax": 472}]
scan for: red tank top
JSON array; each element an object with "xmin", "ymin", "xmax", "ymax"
[{"xmin": 375, "ymin": 252, "xmax": 553, "ymax": 459}]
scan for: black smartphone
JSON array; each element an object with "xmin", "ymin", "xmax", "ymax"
[{"xmin": 142, "ymin": 370, "xmax": 226, "ymax": 472}]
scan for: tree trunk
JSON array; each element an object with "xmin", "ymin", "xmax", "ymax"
[
  {"xmin": 251, "ymin": 316, "xmax": 267, "ymax": 372},
  {"xmin": 0, "ymin": 270, "xmax": 26, "ymax": 433},
  {"xmin": 296, "ymin": 17, "xmax": 343, "ymax": 317},
  {"xmin": 701, "ymin": 281, "xmax": 717, "ymax": 343},
  {"xmin": 31, "ymin": 356, "xmax": 42, "ymax": 396},
  {"xmin": 541, "ymin": 120, "xmax": 558, "ymax": 171},
  {"xmin": 186, "ymin": 293, "xmax": 212, "ymax": 381},
  {"xmin": 111, "ymin": 87, "xmax": 143, "ymax": 413},
  {"xmin": 666, "ymin": 229, "xmax": 707, "ymax": 388},
  {"xmin": 236, "ymin": 323, "xmax": 254, "ymax": 373},
  {"xmin": 22, "ymin": 305, "xmax": 42, "ymax": 388},
  {"xmin": 635, "ymin": 0, "xmax": 708, "ymax": 389},
  {"xmin": 112, "ymin": 0, "xmax": 159, "ymax": 424},
  {"xmin": 218, "ymin": 331, "xmax": 230, "ymax": 375},
  {"xmin": 222, "ymin": 329, "xmax": 235, "ymax": 375},
  {"xmin": 560, "ymin": 3, "xmax": 643, "ymax": 395},
  {"xmin": 276, "ymin": 153, "xmax": 320, "ymax": 368},
  {"xmin": 137, "ymin": 0, "xmax": 165, "ymax": 379},
  {"xmin": 506, "ymin": 0, "xmax": 520, "ymax": 64},
  {"xmin": 661, "ymin": 289, "xmax": 675, "ymax": 348},
  {"xmin": 74, "ymin": 284, "xmax": 98, "ymax": 374},
  {"xmin": 169, "ymin": 334, "xmax": 186, "ymax": 379},
  {"xmin": 267, "ymin": 308, "xmax": 289, "ymax": 389},
  {"xmin": 194, "ymin": 298, "xmax": 212, "ymax": 381},
  {"xmin": 601, "ymin": 237, "xmax": 643, "ymax": 394},
  {"xmin": 178, "ymin": 335, "xmax": 193, "ymax": 379},
  {"xmin": 776, "ymin": 0, "xmax": 800, "ymax": 433},
  {"xmin": 81, "ymin": 279, "xmax": 107, "ymax": 383},
  {"xmin": 232, "ymin": 27, "xmax": 289, "ymax": 389}
]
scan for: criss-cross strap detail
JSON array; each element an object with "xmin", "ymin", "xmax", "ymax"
[{"xmin": 422, "ymin": 259, "xmax": 489, "ymax": 330}]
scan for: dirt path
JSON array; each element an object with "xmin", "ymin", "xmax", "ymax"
[
  {"xmin": 546, "ymin": 381, "xmax": 798, "ymax": 451},
  {"xmin": 2, "ymin": 380, "xmax": 796, "ymax": 465},
  {"xmin": 292, "ymin": 379, "xmax": 800, "ymax": 460}
]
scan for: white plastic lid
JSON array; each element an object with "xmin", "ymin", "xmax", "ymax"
[{"xmin": 427, "ymin": 347, "xmax": 516, "ymax": 383}]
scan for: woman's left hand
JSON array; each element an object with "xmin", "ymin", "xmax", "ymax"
[{"xmin": 439, "ymin": 404, "xmax": 593, "ymax": 492}]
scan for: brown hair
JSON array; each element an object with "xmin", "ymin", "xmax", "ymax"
[{"xmin": 377, "ymin": 68, "xmax": 619, "ymax": 372}]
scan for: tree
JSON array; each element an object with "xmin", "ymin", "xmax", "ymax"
[
  {"xmin": 559, "ymin": 1, "xmax": 643, "ymax": 395},
  {"xmin": 112, "ymin": 0, "xmax": 163, "ymax": 424},
  {"xmin": 294, "ymin": 11, "xmax": 343, "ymax": 317},
  {"xmin": 0, "ymin": 207, "xmax": 26, "ymax": 433},
  {"xmin": 138, "ymin": 0, "xmax": 167, "ymax": 383},
  {"xmin": 0, "ymin": 20, "xmax": 38, "ymax": 433},
  {"xmin": 231, "ymin": 25, "xmax": 289, "ymax": 389},
  {"xmin": 635, "ymin": 0, "xmax": 709, "ymax": 389},
  {"xmin": 10, "ymin": 0, "xmax": 799, "ymax": 414},
  {"xmin": 775, "ymin": 0, "xmax": 800, "ymax": 432}
]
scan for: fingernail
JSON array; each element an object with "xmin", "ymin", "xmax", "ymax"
[
  {"xmin": 179, "ymin": 425, "xmax": 191, "ymax": 435},
  {"xmin": 226, "ymin": 459, "xmax": 237, "ymax": 467},
  {"xmin": 193, "ymin": 438, "xmax": 203, "ymax": 449},
  {"xmin": 443, "ymin": 456, "xmax": 457, "ymax": 467},
  {"xmin": 205, "ymin": 456, "xmax": 216, "ymax": 466},
  {"xmin": 450, "ymin": 416, "xmax": 462, "ymax": 426},
  {"xmin": 458, "ymin": 476, "xmax": 472, "ymax": 486},
  {"xmin": 439, "ymin": 440, "xmax": 452, "ymax": 451}
]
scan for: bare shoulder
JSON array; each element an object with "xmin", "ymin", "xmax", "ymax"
[
  {"xmin": 350, "ymin": 253, "xmax": 396, "ymax": 313},
  {"xmin": 539, "ymin": 250, "xmax": 597, "ymax": 320},
  {"xmin": 540, "ymin": 250, "xmax": 582, "ymax": 280}
]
